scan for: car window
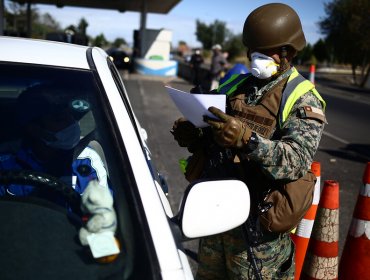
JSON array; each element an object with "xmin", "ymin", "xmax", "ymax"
[
  {"xmin": 108, "ymin": 60, "xmax": 157, "ymax": 177},
  {"xmin": 0, "ymin": 62, "xmax": 159, "ymax": 279}
]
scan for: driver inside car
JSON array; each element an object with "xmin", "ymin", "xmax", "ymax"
[
  {"xmin": 0, "ymin": 85, "xmax": 116, "ymax": 256},
  {"xmin": 0, "ymin": 84, "xmax": 117, "ymax": 247}
]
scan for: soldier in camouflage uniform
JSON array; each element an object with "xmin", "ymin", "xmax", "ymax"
[{"xmin": 172, "ymin": 3, "xmax": 326, "ymax": 279}]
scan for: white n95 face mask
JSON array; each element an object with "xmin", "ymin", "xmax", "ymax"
[{"xmin": 250, "ymin": 52, "xmax": 279, "ymax": 79}]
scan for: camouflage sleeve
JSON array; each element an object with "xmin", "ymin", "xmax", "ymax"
[{"xmin": 247, "ymin": 91, "xmax": 326, "ymax": 181}]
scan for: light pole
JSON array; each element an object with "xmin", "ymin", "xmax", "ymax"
[{"xmin": 0, "ymin": 0, "xmax": 4, "ymax": 35}]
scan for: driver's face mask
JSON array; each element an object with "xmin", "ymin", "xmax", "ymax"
[
  {"xmin": 250, "ymin": 52, "xmax": 279, "ymax": 79},
  {"xmin": 41, "ymin": 121, "xmax": 81, "ymax": 150}
]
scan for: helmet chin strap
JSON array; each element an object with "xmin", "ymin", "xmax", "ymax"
[{"xmin": 278, "ymin": 46, "xmax": 289, "ymax": 73}]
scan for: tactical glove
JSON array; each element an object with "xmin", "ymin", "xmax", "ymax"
[
  {"xmin": 171, "ymin": 117, "xmax": 203, "ymax": 152},
  {"xmin": 204, "ymin": 106, "xmax": 252, "ymax": 148}
]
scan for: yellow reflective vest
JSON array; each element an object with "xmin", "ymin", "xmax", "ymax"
[{"xmin": 216, "ymin": 67, "xmax": 326, "ymax": 127}]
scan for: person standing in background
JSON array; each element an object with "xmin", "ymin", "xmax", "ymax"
[
  {"xmin": 190, "ymin": 48, "xmax": 204, "ymax": 86},
  {"xmin": 209, "ymin": 44, "xmax": 227, "ymax": 90}
]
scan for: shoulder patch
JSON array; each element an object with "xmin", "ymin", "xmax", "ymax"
[{"xmin": 299, "ymin": 106, "xmax": 328, "ymax": 124}]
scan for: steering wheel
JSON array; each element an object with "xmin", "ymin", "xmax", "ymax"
[{"xmin": 0, "ymin": 170, "xmax": 81, "ymax": 214}]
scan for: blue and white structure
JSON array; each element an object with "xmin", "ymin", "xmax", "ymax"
[{"xmin": 135, "ymin": 29, "xmax": 178, "ymax": 77}]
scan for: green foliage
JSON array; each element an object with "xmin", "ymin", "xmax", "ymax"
[
  {"xmin": 294, "ymin": 44, "xmax": 313, "ymax": 65},
  {"xmin": 77, "ymin": 18, "xmax": 89, "ymax": 35},
  {"xmin": 202, "ymin": 49, "xmax": 212, "ymax": 59},
  {"xmin": 112, "ymin": 37, "xmax": 127, "ymax": 48},
  {"xmin": 29, "ymin": 12, "xmax": 60, "ymax": 39},
  {"xmin": 64, "ymin": 24, "xmax": 77, "ymax": 33},
  {"xmin": 319, "ymin": 0, "xmax": 370, "ymax": 86},
  {"xmin": 93, "ymin": 33, "xmax": 108, "ymax": 48},
  {"xmin": 313, "ymin": 39, "xmax": 330, "ymax": 63},
  {"xmin": 195, "ymin": 19, "xmax": 231, "ymax": 49},
  {"xmin": 3, "ymin": 2, "xmax": 130, "ymax": 49},
  {"xmin": 195, "ymin": 19, "xmax": 244, "ymax": 61},
  {"xmin": 295, "ymin": 40, "xmax": 331, "ymax": 66},
  {"xmin": 4, "ymin": 2, "xmax": 62, "ymax": 38},
  {"xmin": 223, "ymin": 34, "xmax": 245, "ymax": 62}
]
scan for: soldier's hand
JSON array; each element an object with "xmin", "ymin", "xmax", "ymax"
[
  {"xmin": 171, "ymin": 117, "xmax": 203, "ymax": 149},
  {"xmin": 204, "ymin": 107, "xmax": 252, "ymax": 148}
]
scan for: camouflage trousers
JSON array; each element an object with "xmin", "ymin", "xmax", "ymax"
[{"xmin": 195, "ymin": 226, "xmax": 295, "ymax": 280}]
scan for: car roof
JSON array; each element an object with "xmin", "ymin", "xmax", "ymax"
[{"xmin": 0, "ymin": 36, "xmax": 92, "ymax": 69}]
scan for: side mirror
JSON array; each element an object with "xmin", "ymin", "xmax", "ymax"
[{"xmin": 175, "ymin": 180, "xmax": 250, "ymax": 239}]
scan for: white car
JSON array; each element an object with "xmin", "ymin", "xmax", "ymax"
[{"xmin": 0, "ymin": 36, "xmax": 250, "ymax": 280}]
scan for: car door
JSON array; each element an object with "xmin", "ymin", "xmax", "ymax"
[{"xmin": 90, "ymin": 47, "xmax": 193, "ymax": 280}]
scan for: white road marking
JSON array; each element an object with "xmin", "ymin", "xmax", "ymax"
[{"xmin": 322, "ymin": 131, "xmax": 350, "ymax": 145}]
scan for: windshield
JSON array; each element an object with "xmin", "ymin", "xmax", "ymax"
[{"xmin": 0, "ymin": 62, "xmax": 157, "ymax": 279}]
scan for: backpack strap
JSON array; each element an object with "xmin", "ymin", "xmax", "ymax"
[{"xmin": 217, "ymin": 73, "xmax": 251, "ymax": 96}]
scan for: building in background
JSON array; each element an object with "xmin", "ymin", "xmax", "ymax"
[{"xmin": 133, "ymin": 28, "xmax": 178, "ymax": 77}]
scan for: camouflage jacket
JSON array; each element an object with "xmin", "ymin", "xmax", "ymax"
[{"xmin": 247, "ymin": 90, "xmax": 326, "ymax": 181}]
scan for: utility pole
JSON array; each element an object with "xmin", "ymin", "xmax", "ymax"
[
  {"xmin": 139, "ymin": 0, "xmax": 147, "ymax": 58},
  {"xmin": 0, "ymin": 0, "xmax": 4, "ymax": 35},
  {"xmin": 26, "ymin": 1, "xmax": 31, "ymax": 37}
]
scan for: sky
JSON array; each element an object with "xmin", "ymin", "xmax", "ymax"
[{"xmin": 33, "ymin": 0, "xmax": 329, "ymax": 48}]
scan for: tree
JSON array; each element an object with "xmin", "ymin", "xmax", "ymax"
[
  {"xmin": 77, "ymin": 18, "xmax": 88, "ymax": 35},
  {"xmin": 223, "ymin": 34, "xmax": 245, "ymax": 62},
  {"xmin": 319, "ymin": 0, "xmax": 370, "ymax": 87},
  {"xmin": 4, "ymin": 2, "xmax": 92, "ymax": 45},
  {"xmin": 4, "ymin": 2, "xmax": 62, "ymax": 38},
  {"xmin": 93, "ymin": 33, "xmax": 108, "ymax": 48},
  {"xmin": 64, "ymin": 24, "xmax": 77, "ymax": 33},
  {"xmin": 294, "ymin": 44, "xmax": 313, "ymax": 65},
  {"xmin": 40, "ymin": 13, "xmax": 60, "ymax": 30},
  {"xmin": 33, "ymin": 12, "xmax": 62, "ymax": 39},
  {"xmin": 112, "ymin": 37, "xmax": 127, "ymax": 48},
  {"xmin": 177, "ymin": 40, "xmax": 189, "ymax": 56},
  {"xmin": 4, "ymin": 2, "xmax": 31, "ymax": 36},
  {"xmin": 195, "ymin": 19, "xmax": 231, "ymax": 50},
  {"xmin": 313, "ymin": 39, "xmax": 330, "ymax": 64}
]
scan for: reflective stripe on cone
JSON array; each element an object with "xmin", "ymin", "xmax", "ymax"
[
  {"xmin": 301, "ymin": 180, "xmax": 339, "ymax": 280},
  {"xmin": 309, "ymin": 64, "xmax": 316, "ymax": 84},
  {"xmin": 339, "ymin": 162, "xmax": 370, "ymax": 280},
  {"xmin": 291, "ymin": 161, "xmax": 322, "ymax": 280}
]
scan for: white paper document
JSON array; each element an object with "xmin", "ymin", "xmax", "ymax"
[{"xmin": 165, "ymin": 86, "xmax": 226, "ymax": 127}]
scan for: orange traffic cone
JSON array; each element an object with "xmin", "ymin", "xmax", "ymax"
[
  {"xmin": 309, "ymin": 64, "xmax": 316, "ymax": 84},
  {"xmin": 301, "ymin": 180, "xmax": 339, "ymax": 280},
  {"xmin": 291, "ymin": 162, "xmax": 322, "ymax": 280},
  {"xmin": 339, "ymin": 162, "xmax": 370, "ymax": 280}
]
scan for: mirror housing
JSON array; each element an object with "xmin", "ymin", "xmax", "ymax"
[{"xmin": 175, "ymin": 180, "xmax": 250, "ymax": 239}]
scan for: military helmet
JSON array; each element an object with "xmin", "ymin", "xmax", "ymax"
[{"xmin": 243, "ymin": 3, "xmax": 306, "ymax": 51}]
